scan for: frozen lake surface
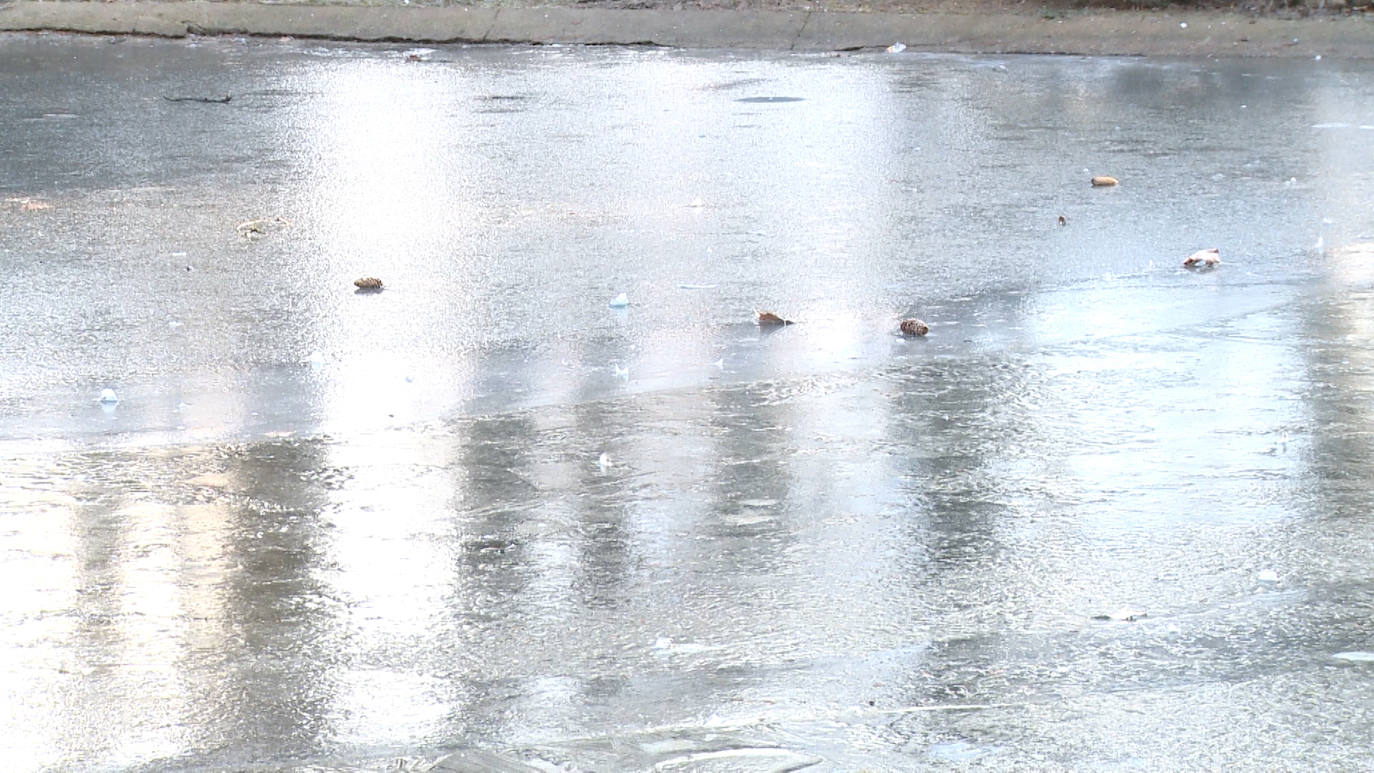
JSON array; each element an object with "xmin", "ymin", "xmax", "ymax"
[{"xmin": 3, "ymin": 33, "xmax": 1374, "ymax": 771}]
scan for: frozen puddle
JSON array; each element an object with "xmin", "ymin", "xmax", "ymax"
[
  {"xmin": 929, "ymin": 739, "xmax": 997, "ymax": 762},
  {"xmin": 652, "ymin": 747, "xmax": 823, "ymax": 771}
]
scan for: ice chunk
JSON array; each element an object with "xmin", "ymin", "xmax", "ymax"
[
  {"xmin": 598, "ymin": 453, "xmax": 610, "ymax": 471},
  {"xmin": 98, "ymin": 388, "xmax": 119, "ymax": 404},
  {"xmin": 609, "ymin": 292, "xmax": 629, "ymax": 308},
  {"xmin": 1257, "ymin": 569, "xmax": 1280, "ymax": 584},
  {"xmin": 305, "ymin": 350, "xmax": 325, "ymax": 366},
  {"xmin": 1333, "ymin": 651, "xmax": 1374, "ymax": 663},
  {"xmin": 886, "ymin": 42, "xmax": 906, "ymax": 53}
]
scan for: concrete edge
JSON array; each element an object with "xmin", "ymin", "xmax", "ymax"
[
  {"xmin": 798, "ymin": 8, "xmax": 1374, "ymax": 56},
  {"xmin": 484, "ymin": 7, "xmax": 810, "ymax": 49},
  {"xmin": 0, "ymin": 0, "xmax": 1371, "ymax": 57}
]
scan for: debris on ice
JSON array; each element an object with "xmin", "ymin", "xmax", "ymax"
[
  {"xmin": 1183, "ymin": 248, "xmax": 1221, "ymax": 268},
  {"xmin": 1092, "ymin": 607, "xmax": 1146, "ymax": 622}
]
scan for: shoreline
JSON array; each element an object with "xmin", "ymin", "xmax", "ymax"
[{"xmin": 1, "ymin": 0, "xmax": 1372, "ymax": 56}]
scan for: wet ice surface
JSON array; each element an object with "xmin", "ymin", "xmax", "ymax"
[{"xmin": 3, "ymin": 33, "xmax": 1374, "ymax": 771}]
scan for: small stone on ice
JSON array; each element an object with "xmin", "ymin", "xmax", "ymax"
[{"xmin": 99, "ymin": 388, "xmax": 119, "ymax": 404}]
